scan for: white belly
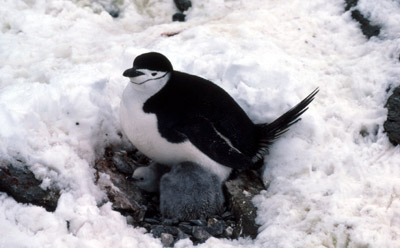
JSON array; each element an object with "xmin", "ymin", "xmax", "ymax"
[{"xmin": 120, "ymin": 84, "xmax": 231, "ymax": 181}]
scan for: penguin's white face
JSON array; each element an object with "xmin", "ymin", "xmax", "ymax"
[
  {"xmin": 124, "ymin": 68, "xmax": 171, "ymax": 97},
  {"xmin": 123, "ymin": 52, "xmax": 173, "ymax": 95},
  {"xmin": 128, "ymin": 69, "xmax": 169, "ymax": 85}
]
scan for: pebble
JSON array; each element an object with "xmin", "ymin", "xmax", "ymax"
[
  {"xmin": 177, "ymin": 229, "xmax": 190, "ymax": 240},
  {"xmin": 112, "ymin": 152, "xmax": 135, "ymax": 175},
  {"xmin": 172, "ymin": 13, "xmax": 185, "ymax": 22},
  {"xmin": 189, "ymin": 219, "xmax": 207, "ymax": 226},
  {"xmin": 162, "ymin": 218, "xmax": 179, "ymax": 226},
  {"xmin": 151, "ymin": 225, "xmax": 179, "ymax": 238},
  {"xmin": 206, "ymin": 221, "xmax": 225, "ymax": 236},
  {"xmin": 192, "ymin": 226, "xmax": 212, "ymax": 243},
  {"xmin": 224, "ymin": 226, "xmax": 234, "ymax": 237},
  {"xmin": 207, "ymin": 218, "xmax": 218, "ymax": 227},
  {"xmin": 221, "ymin": 211, "xmax": 233, "ymax": 219},
  {"xmin": 178, "ymin": 224, "xmax": 193, "ymax": 234},
  {"xmin": 160, "ymin": 233, "xmax": 175, "ymax": 247},
  {"xmin": 144, "ymin": 218, "xmax": 160, "ymax": 225}
]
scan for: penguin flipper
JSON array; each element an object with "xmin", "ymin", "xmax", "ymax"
[{"xmin": 176, "ymin": 116, "xmax": 253, "ymax": 170}]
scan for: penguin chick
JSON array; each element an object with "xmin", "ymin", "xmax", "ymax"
[
  {"xmin": 132, "ymin": 163, "xmax": 170, "ymax": 193},
  {"xmin": 159, "ymin": 162, "xmax": 225, "ymax": 221}
]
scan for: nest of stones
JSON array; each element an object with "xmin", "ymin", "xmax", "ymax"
[{"xmin": 95, "ymin": 147, "xmax": 266, "ymax": 246}]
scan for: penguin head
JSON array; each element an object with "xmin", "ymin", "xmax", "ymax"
[
  {"xmin": 123, "ymin": 52, "xmax": 173, "ymax": 86},
  {"xmin": 132, "ymin": 165, "xmax": 161, "ymax": 193}
]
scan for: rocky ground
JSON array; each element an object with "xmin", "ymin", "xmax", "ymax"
[
  {"xmin": 0, "ymin": 147, "xmax": 266, "ymax": 246},
  {"xmin": 96, "ymin": 148, "xmax": 265, "ymax": 246}
]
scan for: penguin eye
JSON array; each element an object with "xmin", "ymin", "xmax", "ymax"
[
  {"xmin": 140, "ymin": 177, "xmax": 144, "ymax": 181},
  {"xmin": 151, "ymin": 73, "xmax": 157, "ymax": 76}
]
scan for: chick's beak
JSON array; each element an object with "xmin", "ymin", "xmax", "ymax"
[
  {"xmin": 128, "ymin": 176, "xmax": 138, "ymax": 182},
  {"xmin": 123, "ymin": 68, "xmax": 145, "ymax": 77}
]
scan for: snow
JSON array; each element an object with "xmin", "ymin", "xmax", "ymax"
[{"xmin": 1, "ymin": 0, "xmax": 400, "ymax": 247}]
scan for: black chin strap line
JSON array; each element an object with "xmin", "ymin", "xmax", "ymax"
[{"xmin": 132, "ymin": 72, "xmax": 169, "ymax": 85}]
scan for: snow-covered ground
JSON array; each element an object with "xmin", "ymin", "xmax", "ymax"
[{"xmin": 1, "ymin": 0, "xmax": 400, "ymax": 247}]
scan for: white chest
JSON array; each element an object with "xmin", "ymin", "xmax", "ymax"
[
  {"xmin": 120, "ymin": 83, "xmax": 187, "ymax": 162},
  {"xmin": 119, "ymin": 83, "xmax": 232, "ymax": 182},
  {"xmin": 120, "ymin": 85, "xmax": 165, "ymax": 157}
]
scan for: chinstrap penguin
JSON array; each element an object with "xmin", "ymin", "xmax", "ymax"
[
  {"xmin": 159, "ymin": 162, "xmax": 224, "ymax": 221},
  {"xmin": 120, "ymin": 52, "xmax": 318, "ymax": 182}
]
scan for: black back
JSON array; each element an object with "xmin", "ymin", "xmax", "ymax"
[{"xmin": 143, "ymin": 71, "xmax": 258, "ymax": 158}]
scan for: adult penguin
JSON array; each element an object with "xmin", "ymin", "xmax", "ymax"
[{"xmin": 120, "ymin": 52, "xmax": 318, "ymax": 182}]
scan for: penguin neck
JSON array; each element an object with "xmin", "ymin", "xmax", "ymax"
[{"xmin": 126, "ymin": 72, "xmax": 171, "ymax": 102}]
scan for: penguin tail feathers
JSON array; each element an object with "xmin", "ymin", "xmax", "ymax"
[{"xmin": 253, "ymin": 88, "xmax": 319, "ymax": 163}]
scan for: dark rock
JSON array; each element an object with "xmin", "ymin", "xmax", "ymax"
[
  {"xmin": 151, "ymin": 225, "xmax": 180, "ymax": 238},
  {"xmin": 174, "ymin": 0, "xmax": 192, "ymax": 12},
  {"xmin": 344, "ymin": 0, "xmax": 358, "ymax": 11},
  {"xmin": 221, "ymin": 211, "xmax": 233, "ymax": 219},
  {"xmin": 384, "ymin": 86, "xmax": 400, "ymax": 145},
  {"xmin": 189, "ymin": 219, "xmax": 207, "ymax": 226},
  {"xmin": 162, "ymin": 218, "xmax": 179, "ymax": 226},
  {"xmin": 111, "ymin": 151, "xmax": 136, "ymax": 175},
  {"xmin": 142, "ymin": 193, "xmax": 161, "ymax": 219},
  {"xmin": 141, "ymin": 222, "xmax": 152, "ymax": 231},
  {"xmin": 95, "ymin": 1, "xmax": 120, "ymax": 18},
  {"xmin": 207, "ymin": 217, "xmax": 218, "ymax": 227},
  {"xmin": 107, "ymin": 10, "xmax": 119, "ymax": 18},
  {"xmin": 144, "ymin": 218, "xmax": 160, "ymax": 225},
  {"xmin": 224, "ymin": 169, "xmax": 266, "ymax": 239},
  {"xmin": 160, "ymin": 233, "xmax": 175, "ymax": 247},
  {"xmin": 192, "ymin": 226, "xmax": 211, "ymax": 243},
  {"xmin": 178, "ymin": 223, "xmax": 193, "ymax": 234},
  {"xmin": 344, "ymin": 0, "xmax": 380, "ymax": 39},
  {"xmin": 225, "ymin": 219, "xmax": 236, "ymax": 226},
  {"xmin": 94, "ymin": 155, "xmax": 146, "ymax": 223},
  {"xmin": 350, "ymin": 10, "xmax": 380, "ymax": 39},
  {"xmin": 206, "ymin": 219, "xmax": 225, "ymax": 236},
  {"xmin": 0, "ymin": 159, "xmax": 60, "ymax": 212},
  {"xmin": 177, "ymin": 228, "xmax": 190, "ymax": 240},
  {"xmin": 172, "ymin": 13, "xmax": 186, "ymax": 22}
]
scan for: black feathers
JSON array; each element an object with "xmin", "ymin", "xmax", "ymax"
[
  {"xmin": 133, "ymin": 52, "xmax": 173, "ymax": 72},
  {"xmin": 253, "ymin": 88, "xmax": 319, "ymax": 163},
  {"xmin": 143, "ymin": 69, "xmax": 318, "ymax": 171},
  {"xmin": 143, "ymin": 71, "xmax": 259, "ymax": 169}
]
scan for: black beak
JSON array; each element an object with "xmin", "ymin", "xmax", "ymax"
[
  {"xmin": 123, "ymin": 68, "xmax": 145, "ymax": 77},
  {"xmin": 128, "ymin": 176, "xmax": 138, "ymax": 182}
]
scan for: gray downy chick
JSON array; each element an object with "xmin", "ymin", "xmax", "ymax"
[
  {"xmin": 160, "ymin": 162, "xmax": 225, "ymax": 221},
  {"xmin": 132, "ymin": 163, "xmax": 170, "ymax": 193}
]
